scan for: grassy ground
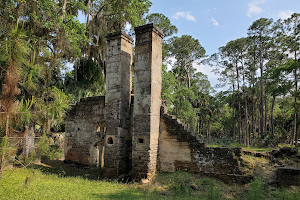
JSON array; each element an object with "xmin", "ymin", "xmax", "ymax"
[
  {"xmin": 0, "ymin": 165, "xmax": 299, "ymax": 200},
  {"xmin": 206, "ymin": 143, "xmax": 300, "ymax": 153},
  {"xmin": 0, "ymin": 167, "xmax": 158, "ymax": 200}
]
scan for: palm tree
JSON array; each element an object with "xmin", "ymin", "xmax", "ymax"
[{"xmin": 0, "ymin": 22, "xmax": 29, "ymax": 179}]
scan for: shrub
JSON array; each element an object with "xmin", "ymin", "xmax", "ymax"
[
  {"xmin": 245, "ymin": 178, "xmax": 264, "ymax": 200},
  {"xmin": 36, "ymin": 134, "xmax": 49, "ymax": 159}
]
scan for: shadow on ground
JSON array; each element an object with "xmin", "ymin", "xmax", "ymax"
[
  {"xmin": 31, "ymin": 159, "xmax": 103, "ymax": 180},
  {"xmin": 89, "ymin": 191, "xmax": 149, "ymax": 200}
]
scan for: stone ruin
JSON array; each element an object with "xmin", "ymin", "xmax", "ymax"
[{"xmin": 65, "ymin": 24, "xmax": 249, "ymax": 182}]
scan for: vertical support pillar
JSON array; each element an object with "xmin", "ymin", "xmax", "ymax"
[
  {"xmin": 132, "ymin": 24, "xmax": 164, "ymax": 180},
  {"xmin": 104, "ymin": 31, "xmax": 133, "ymax": 177}
]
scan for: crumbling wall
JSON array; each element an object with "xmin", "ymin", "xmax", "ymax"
[
  {"xmin": 160, "ymin": 111, "xmax": 246, "ymax": 183},
  {"xmin": 159, "ymin": 120, "xmax": 192, "ymax": 172},
  {"xmin": 65, "ymin": 96, "xmax": 105, "ymax": 166},
  {"xmin": 64, "ymin": 24, "xmax": 248, "ymax": 183},
  {"xmin": 276, "ymin": 167, "xmax": 300, "ymax": 186}
]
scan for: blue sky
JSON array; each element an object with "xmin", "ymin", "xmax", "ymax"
[
  {"xmin": 149, "ymin": 0, "xmax": 300, "ymax": 54},
  {"xmin": 148, "ymin": 0, "xmax": 300, "ymax": 88}
]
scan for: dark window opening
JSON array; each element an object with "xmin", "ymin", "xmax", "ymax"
[
  {"xmin": 107, "ymin": 137, "xmax": 114, "ymax": 144},
  {"xmin": 138, "ymin": 138, "xmax": 144, "ymax": 144},
  {"xmin": 137, "ymin": 137, "xmax": 145, "ymax": 144}
]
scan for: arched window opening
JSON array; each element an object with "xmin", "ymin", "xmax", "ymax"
[{"xmin": 107, "ymin": 137, "xmax": 114, "ymax": 144}]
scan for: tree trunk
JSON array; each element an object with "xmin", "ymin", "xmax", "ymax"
[
  {"xmin": 250, "ymin": 83, "xmax": 255, "ymax": 145},
  {"xmin": 253, "ymin": 116, "xmax": 257, "ymax": 145},
  {"xmin": 232, "ymin": 82, "xmax": 236, "ymax": 141},
  {"xmin": 61, "ymin": 0, "xmax": 68, "ymax": 20},
  {"xmin": 293, "ymin": 52, "xmax": 298, "ymax": 150},
  {"xmin": 251, "ymin": 115, "xmax": 254, "ymax": 144},
  {"xmin": 186, "ymin": 69, "xmax": 191, "ymax": 88},
  {"xmin": 5, "ymin": 113, "xmax": 9, "ymax": 138},
  {"xmin": 271, "ymin": 96, "xmax": 275, "ymax": 137},
  {"xmin": 244, "ymin": 90, "xmax": 249, "ymax": 147},
  {"xmin": 265, "ymin": 97, "xmax": 268, "ymax": 134},
  {"xmin": 207, "ymin": 116, "xmax": 211, "ymax": 144},
  {"xmin": 259, "ymin": 45, "xmax": 265, "ymax": 138},
  {"xmin": 241, "ymin": 59, "xmax": 249, "ymax": 147},
  {"xmin": 85, "ymin": 0, "xmax": 91, "ymax": 26},
  {"xmin": 198, "ymin": 120, "xmax": 202, "ymax": 136},
  {"xmin": 236, "ymin": 61, "xmax": 241, "ymax": 143}
]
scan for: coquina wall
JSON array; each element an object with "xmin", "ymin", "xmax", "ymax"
[
  {"xmin": 159, "ymin": 107, "xmax": 246, "ymax": 183},
  {"xmin": 65, "ymin": 96, "xmax": 105, "ymax": 166},
  {"xmin": 64, "ymin": 23, "xmax": 250, "ymax": 183}
]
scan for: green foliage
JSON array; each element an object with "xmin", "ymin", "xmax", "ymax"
[
  {"xmin": 62, "ymin": 15, "xmax": 88, "ymax": 58},
  {"xmin": 161, "ymin": 65, "xmax": 178, "ymax": 103},
  {"xmin": 169, "ymin": 35, "xmax": 206, "ymax": 88},
  {"xmin": 35, "ymin": 87, "xmax": 71, "ymax": 133},
  {"xmin": 172, "ymin": 86, "xmax": 198, "ymax": 125},
  {"xmin": 64, "ymin": 58, "xmax": 105, "ymax": 103},
  {"xmin": 206, "ymin": 181, "xmax": 223, "ymax": 200},
  {"xmin": 46, "ymin": 87, "xmax": 71, "ymax": 120},
  {"xmin": 248, "ymin": 18, "xmax": 273, "ymax": 37},
  {"xmin": 145, "ymin": 13, "xmax": 178, "ymax": 37},
  {"xmin": 36, "ymin": 135, "xmax": 64, "ymax": 161},
  {"xmin": 0, "ymin": 22, "xmax": 29, "ymax": 68},
  {"xmin": 245, "ymin": 178, "xmax": 264, "ymax": 200},
  {"xmin": 37, "ymin": 134, "xmax": 49, "ymax": 158},
  {"xmin": 161, "ymin": 34, "xmax": 212, "ymax": 132},
  {"xmin": 170, "ymin": 35, "xmax": 206, "ymax": 61},
  {"xmin": 272, "ymin": 188, "xmax": 300, "ymax": 200},
  {"xmin": 103, "ymin": 0, "xmax": 152, "ymax": 28},
  {"xmin": 20, "ymin": 51, "xmax": 44, "ymax": 96},
  {"xmin": 0, "ymin": 136, "xmax": 8, "ymax": 162},
  {"xmin": 26, "ymin": 0, "xmax": 87, "ymax": 59},
  {"xmin": 18, "ymin": 98, "xmax": 35, "ymax": 129}
]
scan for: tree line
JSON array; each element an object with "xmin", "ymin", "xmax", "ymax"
[
  {"xmin": 205, "ymin": 15, "xmax": 300, "ymax": 147},
  {"xmin": 163, "ymin": 14, "xmax": 299, "ymax": 149}
]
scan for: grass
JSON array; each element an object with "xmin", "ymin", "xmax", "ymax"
[
  {"xmin": 0, "ymin": 167, "xmax": 159, "ymax": 200},
  {"xmin": 0, "ymin": 167, "xmax": 299, "ymax": 200}
]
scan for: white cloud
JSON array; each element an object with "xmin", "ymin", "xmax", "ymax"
[
  {"xmin": 194, "ymin": 63, "xmax": 221, "ymax": 90},
  {"xmin": 165, "ymin": 57, "xmax": 223, "ymax": 91},
  {"xmin": 124, "ymin": 22, "xmax": 131, "ymax": 31},
  {"xmin": 210, "ymin": 18, "xmax": 220, "ymax": 26},
  {"xmin": 173, "ymin": 11, "xmax": 196, "ymax": 22},
  {"xmin": 278, "ymin": 10, "xmax": 294, "ymax": 19},
  {"xmin": 247, "ymin": 4, "xmax": 262, "ymax": 17},
  {"xmin": 247, "ymin": 0, "xmax": 265, "ymax": 18}
]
